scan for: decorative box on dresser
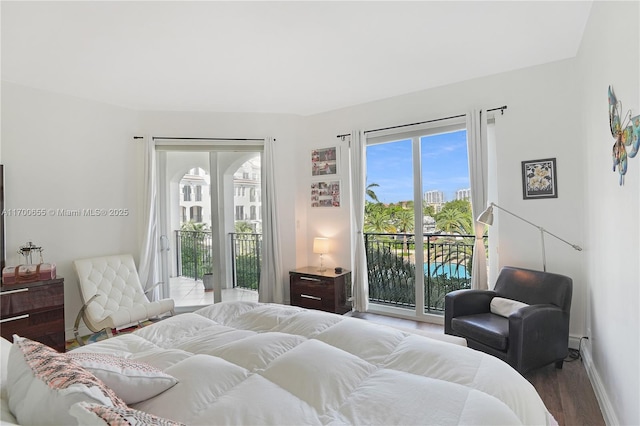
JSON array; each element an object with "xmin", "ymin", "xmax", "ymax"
[
  {"xmin": 0, "ymin": 278, "xmax": 65, "ymax": 352},
  {"xmin": 289, "ymin": 267, "xmax": 351, "ymax": 314}
]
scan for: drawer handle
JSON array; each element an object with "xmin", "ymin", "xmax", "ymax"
[
  {"xmin": 0, "ymin": 288, "xmax": 29, "ymax": 296},
  {"xmin": 299, "ymin": 276, "xmax": 322, "ymax": 282},
  {"xmin": 0, "ymin": 314, "xmax": 29, "ymax": 323},
  {"xmin": 300, "ymin": 294, "xmax": 321, "ymax": 301}
]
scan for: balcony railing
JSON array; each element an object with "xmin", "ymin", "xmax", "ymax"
[
  {"xmin": 175, "ymin": 230, "xmax": 262, "ymax": 291},
  {"xmin": 230, "ymin": 232, "xmax": 262, "ymax": 290},
  {"xmin": 365, "ymin": 232, "xmax": 484, "ymax": 313},
  {"xmin": 176, "ymin": 230, "xmax": 484, "ymax": 313},
  {"xmin": 175, "ymin": 230, "xmax": 212, "ymax": 280}
]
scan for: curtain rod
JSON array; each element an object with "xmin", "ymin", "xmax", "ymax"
[
  {"xmin": 336, "ymin": 105, "xmax": 507, "ymax": 139},
  {"xmin": 132, "ymin": 136, "xmax": 266, "ymax": 141}
]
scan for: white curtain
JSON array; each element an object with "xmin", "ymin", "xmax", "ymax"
[
  {"xmin": 466, "ymin": 110, "xmax": 489, "ymax": 290},
  {"xmin": 138, "ymin": 137, "xmax": 160, "ymax": 301},
  {"xmin": 259, "ymin": 138, "xmax": 284, "ymax": 303},
  {"xmin": 349, "ymin": 130, "xmax": 369, "ymax": 312}
]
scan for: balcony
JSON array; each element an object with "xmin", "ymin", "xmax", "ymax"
[{"xmin": 174, "ymin": 231, "xmax": 483, "ymax": 313}]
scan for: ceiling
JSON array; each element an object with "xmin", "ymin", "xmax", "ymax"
[{"xmin": 1, "ymin": 1, "xmax": 593, "ymax": 116}]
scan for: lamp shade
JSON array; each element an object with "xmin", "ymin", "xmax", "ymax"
[
  {"xmin": 477, "ymin": 205, "xmax": 494, "ymax": 226},
  {"xmin": 313, "ymin": 237, "xmax": 329, "ymax": 254}
]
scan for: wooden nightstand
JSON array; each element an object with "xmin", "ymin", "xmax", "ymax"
[
  {"xmin": 290, "ymin": 267, "xmax": 351, "ymax": 314},
  {"xmin": 0, "ymin": 278, "xmax": 65, "ymax": 352}
]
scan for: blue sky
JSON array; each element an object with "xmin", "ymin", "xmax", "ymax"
[{"xmin": 366, "ymin": 130, "xmax": 469, "ymax": 204}]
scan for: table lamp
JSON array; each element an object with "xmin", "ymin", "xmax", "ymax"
[{"xmin": 313, "ymin": 237, "xmax": 330, "ymax": 272}]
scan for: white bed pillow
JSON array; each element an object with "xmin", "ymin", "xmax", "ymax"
[
  {"xmin": 70, "ymin": 401, "xmax": 185, "ymax": 426},
  {"xmin": 68, "ymin": 352, "xmax": 178, "ymax": 404},
  {"xmin": 6, "ymin": 335, "xmax": 126, "ymax": 425},
  {"xmin": 490, "ymin": 297, "xmax": 529, "ymax": 317}
]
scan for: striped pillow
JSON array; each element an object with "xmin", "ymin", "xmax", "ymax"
[{"xmin": 7, "ymin": 336, "xmax": 126, "ymax": 425}]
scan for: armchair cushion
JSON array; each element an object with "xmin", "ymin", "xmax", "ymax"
[{"xmin": 451, "ymin": 314, "xmax": 509, "ymax": 351}]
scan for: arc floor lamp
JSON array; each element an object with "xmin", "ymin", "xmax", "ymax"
[{"xmin": 477, "ymin": 202, "xmax": 582, "ymax": 272}]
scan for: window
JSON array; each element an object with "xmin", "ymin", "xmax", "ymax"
[
  {"xmin": 195, "ymin": 185, "xmax": 202, "ymax": 202},
  {"xmin": 235, "ymin": 206, "xmax": 244, "ymax": 220},
  {"xmin": 181, "ymin": 207, "xmax": 187, "ymax": 223},
  {"xmin": 250, "ymin": 188, "xmax": 256, "ymax": 202},
  {"xmin": 365, "ymin": 119, "xmax": 473, "ymax": 318},
  {"xmin": 250, "ymin": 206, "xmax": 256, "ymax": 220},
  {"xmin": 183, "ymin": 185, "xmax": 192, "ymax": 202},
  {"xmin": 190, "ymin": 206, "xmax": 203, "ymax": 222}
]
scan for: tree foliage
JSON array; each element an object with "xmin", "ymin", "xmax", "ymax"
[{"xmin": 234, "ymin": 221, "xmax": 253, "ymax": 233}]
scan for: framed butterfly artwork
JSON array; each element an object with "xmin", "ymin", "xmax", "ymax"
[{"xmin": 609, "ymin": 85, "xmax": 640, "ymax": 185}]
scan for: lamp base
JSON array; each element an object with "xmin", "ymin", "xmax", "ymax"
[{"xmin": 317, "ymin": 267, "xmax": 327, "ymax": 272}]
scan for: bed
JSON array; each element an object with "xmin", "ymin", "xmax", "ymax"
[{"xmin": 1, "ymin": 301, "xmax": 556, "ymax": 425}]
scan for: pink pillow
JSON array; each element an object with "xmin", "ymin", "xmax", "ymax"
[{"xmin": 7, "ymin": 336, "xmax": 126, "ymax": 425}]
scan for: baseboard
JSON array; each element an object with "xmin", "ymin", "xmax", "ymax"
[
  {"xmin": 568, "ymin": 334, "xmax": 581, "ymax": 349},
  {"xmin": 581, "ymin": 341, "xmax": 619, "ymax": 426}
]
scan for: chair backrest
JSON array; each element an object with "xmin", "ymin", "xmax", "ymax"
[
  {"xmin": 74, "ymin": 254, "xmax": 149, "ymax": 320},
  {"xmin": 494, "ymin": 266, "xmax": 572, "ymax": 312}
]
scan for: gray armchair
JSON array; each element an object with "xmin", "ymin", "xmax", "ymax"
[{"xmin": 445, "ymin": 266, "xmax": 572, "ymax": 374}]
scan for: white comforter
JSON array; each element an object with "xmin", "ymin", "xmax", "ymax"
[{"xmin": 70, "ymin": 301, "xmax": 554, "ymax": 425}]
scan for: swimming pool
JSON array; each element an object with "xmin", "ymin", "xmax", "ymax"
[{"xmin": 425, "ymin": 262, "xmax": 470, "ymax": 278}]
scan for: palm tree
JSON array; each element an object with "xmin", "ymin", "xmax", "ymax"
[
  {"xmin": 394, "ymin": 209, "xmax": 414, "ymax": 233},
  {"xmin": 435, "ymin": 208, "xmax": 472, "ymax": 235},
  {"xmin": 366, "ymin": 183, "xmax": 380, "ymax": 203},
  {"xmin": 364, "ymin": 209, "xmax": 395, "ymax": 234},
  {"xmin": 432, "ymin": 200, "xmax": 477, "ymax": 279},
  {"xmin": 393, "ymin": 209, "xmax": 414, "ymax": 255}
]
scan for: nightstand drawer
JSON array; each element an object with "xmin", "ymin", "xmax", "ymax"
[
  {"xmin": 0, "ymin": 278, "xmax": 65, "ymax": 352},
  {"xmin": 289, "ymin": 268, "xmax": 351, "ymax": 314},
  {"xmin": 290, "ymin": 279, "xmax": 333, "ymax": 297},
  {"xmin": 290, "ymin": 280, "xmax": 334, "ymax": 312},
  {"xmin": 1, "ymin": 283, "xmax": 64, "ymax": 317}
]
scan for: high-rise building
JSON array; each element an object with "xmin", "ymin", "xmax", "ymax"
[
  {"xmin": 424, "ymin": 190, "xmax": 445, "ymax": 204},
  {"xmin": 456, "ymin": 188, "xmax": 471, "ymax": 201}
]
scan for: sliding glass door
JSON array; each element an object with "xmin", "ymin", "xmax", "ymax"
[{"xmin": 365, "ymin": 121, "xmax": 472, "ymax": 320}]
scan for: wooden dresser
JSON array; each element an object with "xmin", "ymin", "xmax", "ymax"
[
  {"xmin": 290, "ymin": 267, "xmax": 351, "ymax": 314},
  {"xmin": 0, "ymin": 278, "xmax": 65, "ymax": 352}
]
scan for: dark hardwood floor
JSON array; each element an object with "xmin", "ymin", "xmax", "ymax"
[{"xmin": 347, "ymin": 312, "xmax": 605, "ymax": 426}]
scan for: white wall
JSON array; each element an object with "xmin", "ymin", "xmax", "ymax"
[
  {"xmin": 302, "ymin": 58, "xmax": 586, "ymax": 338},
  {"xmin": 1, "ymin": 82, "xmax": 140, "ymax": 333},
  {"xmin": 576, "ymin": 1, "xmax": 639, "ymax": 425}
]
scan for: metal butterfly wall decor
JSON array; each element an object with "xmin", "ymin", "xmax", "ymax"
[{"xmin": 609, "ymin": 85, "xmax": 640, "ymax": 185}]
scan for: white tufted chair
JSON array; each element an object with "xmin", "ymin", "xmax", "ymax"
[{"xmin": 73, "ymin": 254, "xmax": 175, "ymax": 345}]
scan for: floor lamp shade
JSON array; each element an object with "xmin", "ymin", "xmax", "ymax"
[{"xmin": 313, "ymin": 237, "xmax": 329, "ymax": 272}]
